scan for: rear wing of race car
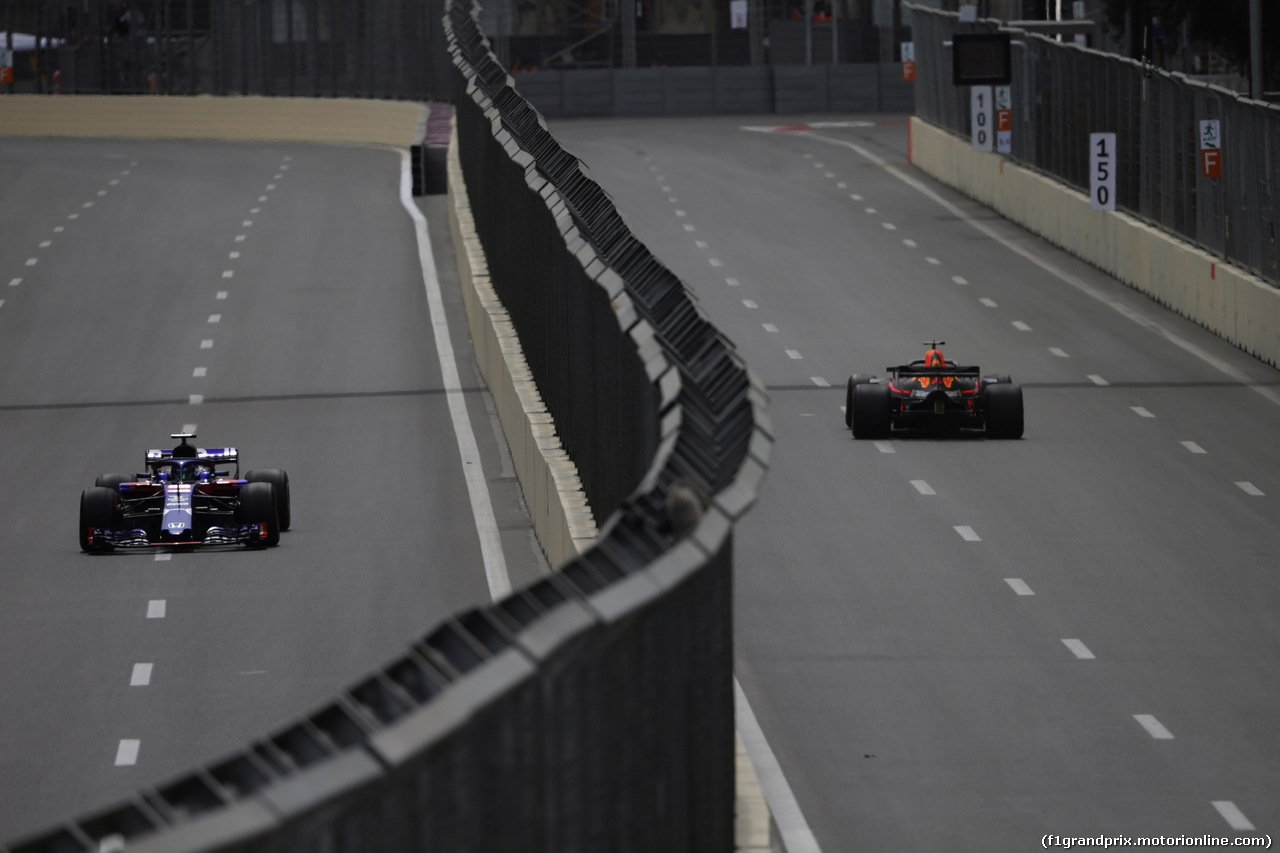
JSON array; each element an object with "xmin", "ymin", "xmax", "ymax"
[{"xmin": 889, "ymin": 363, "xmax": 982, "ymax": 380}]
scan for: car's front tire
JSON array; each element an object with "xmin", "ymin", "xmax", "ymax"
[
  {"xmin": 245, "ymin": 469, "xmax": 290, "ymax": 531},
  {"xmin": 238, "ymin": 482, "xmax": 281, "ymax": 547},
  {"xmin": 80, "ymin": 486, "xmax": 119, "ymax": 553},
  {"xmin": 852, "ymin": 383, "xmax": 892, "ymax": 440},
  {"xmin": 985, "ymin": 383, "xmax": 1025, "ymax": 439}
]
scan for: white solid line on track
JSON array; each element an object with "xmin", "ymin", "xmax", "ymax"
[
  {"xmin": 805, "ymin": 130, "xmax": 1280, "ymax": 411},
  {"xmin": 903, "ymin": 239, "xmax": 917, "ymax": 247},
  {"xmin": 910, "ymin": 480, "xmax": 935, "ymax": 495},
  {"xmin": 200, "ymin": 340, "xmax": 213, "ymax": 349},
  {"xmin": 743, "ymin": 300, "xmax": 758, "ymax": 309},
  {"xmin": 1062, "ymin": 639, "xmax": 1095, "ymax": 660},
  {"xmin": 1087, "ymin": 374, "xmax": 1109, "ymax": 386},
  {"xmin": 130, "ymin": 663, "xmax": 153, "ymax": 687},
  {"xmin": 193, "ymin": 367, "xmax": 207, "ymax": 377},
  {"xmin": 1212, "ymin": 801, "xmax": 1256, "ymax": 832},
  {"xmin": 735, "ymin": 679, "xmax": 824, "ymax": 853},
  {"xmin": 710, "ymin": 258, "xmax": 724, "ymax": 267},
  {"xmin": 979, "ymin": 298, "xmax": 998, "ymax": 308},
  {"xmin": 216, "ymin": 291, "xmax": 228, "ymax": 300},
  {"xmin": 926, "ymin": 257, "xmax": 940, "ymax": 265},
  {"xmin": 810, "ymin": 377, "xmax": 830, "ymax": 387},
  {"xmin": 1236, "ymin": 482, "xmax": 1265, "ymax": 496},
  {"xmin": 1133, "ymin": 714, "xmax": 1174, "ymax": 739},
  {"xmin": 188, "ymin": 394, "xmax": 203, "ymax": 405},
  {"xmin": 9, "ymin": 278, "xmax": 20, "ymax": 286},
  {"xmin": 726, "ymin": 278, "xmax": 740, "ymax": 286},
  {"xmin": 1181, "ymin": 440, "xmax": 1207, "ymax": 454},
  {"xmin": 146, "ymin": 600, "xmax": 166, "ymax": 618},
  {"xmin": 951, "ymin": 275, "xmax": 968, "ymax": 285},
  {"xmin": 153, "ymin": 553, "xmax": 171, "ymax": 562},
  {"xmin": 399, "ymin": 149, "xmax": 509, "ymax": 599},
  {"xmin": 208, "ymin": 314, "xmax": 221, "ymax": 323},
  {"xmin": 1130, "ymin": 406, "xmax": 1154, "ymax": 417},
  {"xmin": 1050, "ymin": 347, "xmax": 1069, "ymax": 358},
  {"xmin": 1005, "ymin": 578, "xmax": 1035, "ymax": 596},
  {"xmin": 873, "ymin": 441, "xmax": 895, "ymax": 453},
  {"xmin": 763, "ymin": 323, "xmax": 778, "ymax": 333},
  {"xmin": 1012, "ymin": 321, "xmax": 1032, "ymax": 331},
  {"xmin": 114, "ymin": 740, "xmax": 140, "ymax": 766},
  {"xmin": 954, "ymin": 525, "xmax": 980, "ymax": 541},
  {"xmin": 786, "ymin": 350, "xmax": 803, "ymax": 360}
]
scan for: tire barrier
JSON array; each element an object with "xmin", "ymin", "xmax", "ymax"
[{"xmin": 4, "ymin": 1, "xmax": 769, "ymax": 851}]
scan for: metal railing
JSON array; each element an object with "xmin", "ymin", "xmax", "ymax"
[
  {"xmin": 909, "ymin": 3, "xmax": 1280, "ymax": 287},
  {"xmin": 4, "ymin": 0, "xmax": 770, "ymax": 850}
]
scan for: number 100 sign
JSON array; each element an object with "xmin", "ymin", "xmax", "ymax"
[{"xmin": 1089, "ymin": 132, "xmax": 1116, "ymax": 211}]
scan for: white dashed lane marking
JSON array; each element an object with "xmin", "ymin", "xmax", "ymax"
[
  {"xmin": 763, "ymin": 324, "xmax": 778, "ymax": 333},
  {"xmin": 926, "ymin": 257, "xmax": 941, "ymax": 265},
  {"xmin": 954, "ymin": 526, "xmax": 981, "ymax": 541},
  {"xmin": 979, "ymin": 298, "xmax": 998, "ymax": 308},
  {"xmin": 235, "ymin": 235, "xmax": 246, "ymax": 242},
  {"xmin": 216, "ymin": 291, "xmax": 228, "ymax": 300},
  {"xmin": 97, "ymin": 190, "xmax": 107, "ymax": 197},
  {"xmin": 786, "ymin": 350, "xmax": 803, "ymax": 360},
  {"xmin": 837, "ymin": 182, "xmax": 847, "ymax": 189},
  {"xmin": 114, "ymin": 740, "xmax": 140, "ymax": 766},
  {"xmin": 25, "ymin": 258, "xmax": 37, "ymax": 266},
  {"xmin": 222, "ymin": 270, "xmax": 234, "ymax": 279},
  {"xmin": 1012, "ymin": 321, "xmax": 1032, "ymax": 331},
  {"xmin": 675, "ymin": 210, "xmax": 687, "ymax": 217},
  {"xmin": 873, "ymin": 441, "xmax": 895, "ymax": 454},
  {"xmin": 39, "ymin": 240, "xmax": 52, "ymax": 248},
  {"xmin": 1087, "ymin": 374, "xmax": 1109, "ymax": 386},
  {"xmin": 153, "ymin": 553, "xmax": 171, "ymax": 562},
  {"xmin": 951, "ymin": 275, "xmax": 968, "ymax": 285},
  {"xmin": 1133, "ymin": 714, "xmax": 1174, "ymax": 739},
  {"xmin": 1131, "ymin": 406, "xmax": 1154, "ymax": 417},
  {"xmin": 743, "ymin": 300, "xmax": 758, "ymax": 309},
  {"xmin": 130, "ymin": 663, "xmax": 153, "ymax": 687},
  {"xmin": 1049, "ymin": 347, "xmax": 1069, "ymax": 358},
  {"xmin": 83, "ymin": 201, "xmax": 93, "ymax": 208},
  {"xmin": 1062, "ymin": 639, "xmax": 1096, "ymax": 660},
  {"xmin": 882, "ymin": 222, "xmax": 896, "ymax": 230},
  {"xmin": 864, "ymin": 207, "xmax": 877, "ymax": 214},
  {"xmin": 200, "ymin": 340, "xmax": 213, "ymax": 349},
  {"xmin": 229, "ymin": 251, "xmax": 240, "ymax": 259},
  {"xmin": 850, "ymin": 194, "xmax": 863, "ymax": 201},
  {"xmin": 243, "ymin": 220, "xmax": 253, "ymax": 226},
  {"xmin": 1236, "ymin": 482, "xmax": 1264, "ymax": 496},
  {"xmin": 183, "ymin": 423, "xmax": 197, "ymax": 433},
  {"xmin": 7, "ymin": 278, "xmax": 18, "ymax": 287},
  {"xmin": 1212, "ymin": 802, "xmax": 1256, "ymax": 832},
  {"xmin": 695, "ymin": 240, "xmax": 708, "ymax": 248},
  {"xmin": 683, "ymin": 224, "xmax": 696, "ymax": 232},
  {"xmin": 67, "ymin": 213, "xmax": 79, "ymax": 220},
  {"xmin": 910, "ymin": 480, "xmax": 935, "ymax": 495},
  {"xmin": 146, "ymin": 600, "xmax": 166, "ymax": 618},
  {"xmin": 208, "ymin": 314, "xmax": 221, "ymax": 323},
  {"xmin": 1004, "ymin": 578, "xmax": 1034, "ymax": 596},
  {"xmin": 710, "ymin": 258, "xmax": 723, "ymax": 267},
  {"xmin": 903, "ymin": 239, "xmax": 917, "ymax": 248},
  {"xmin": 109, "ymin": 179, "xmax": 119, "ymax": 186},
  {"xmin": 1181, "ymin": 441, "xmax": 1207, "ymax": 454},
  {"xmin": 810, "ymin": 377, "xmax": 830, "ymax": 387},
  {"xmin": 188, "ymin": 394, "xmax": 204, "ymax": 405},
  {"xmin": 726, "ymin": 278, "xmax": 740, "ymax": 286},
  {"xmin": 54, "ymin": 225, "xmax": 64, "ymax": 232},
  {"xmin": 193, "ymin": 367, "xmax": 207, "ymax": 377}
]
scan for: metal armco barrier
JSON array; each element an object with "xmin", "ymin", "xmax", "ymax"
[
  {"xmin": 908, "ymin": 3, "xmax": 1280, "ymax": 287},
  {"xmin": 4, "ymin": 3, "xmax": 769, "ymax": 853}
]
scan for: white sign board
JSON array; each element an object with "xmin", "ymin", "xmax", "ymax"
[
  {"xmin": 0, "ymin": 48, "xmax": 12, "ymax": 69},
  {"xmin": 958, "ymin": 5, "xmax": 978, "ymax": 22},
  {"xmin": 1089, "ymin": 132, "xmax": 1117, "ymax": 211},
  {"xmin": 995, "ymin": 85, "xmax": 1011, "ymax": 154},
  {"xmin": 1199, "ymin": 120, "xmax": 1220, "ymax": 150},
  {"xmin": 730, "ymin": 0, "xmax": 748, "ymax": 29},
  {"xmin": 900, "ymin": 41, "xmax": 914, "ymax": 62},
  {"xmin": 1073, "ymin": 1, "xmax": 1085, "ymax": 19},
  {"xmin": 971, "ymin": 86, "xmax": 993, "ymax": 153}
]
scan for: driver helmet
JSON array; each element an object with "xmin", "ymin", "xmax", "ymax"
[{"xmin": 924, "ymin": 348, "xmax": 946, "ymax": 368}]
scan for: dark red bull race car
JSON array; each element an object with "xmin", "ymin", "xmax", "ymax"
[
  {"xmin": 844, "ymin": 342, "xmax": 1024, "ymax": 439},
  {"xmin": 78, "ymin": 434, "xmax": 291, "ymax": 552}
]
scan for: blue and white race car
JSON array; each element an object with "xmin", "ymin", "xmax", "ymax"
[{"xmin": 79, "ymin": 434, "xmax": 291, "ymax": 552}]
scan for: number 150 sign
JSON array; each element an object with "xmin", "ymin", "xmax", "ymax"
[{"xmin": 1089, "ymin": 132, "xmax": 1116, "ymax": 211}]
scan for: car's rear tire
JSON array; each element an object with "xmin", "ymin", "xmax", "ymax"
[
  {"xmin": 95, "ymin": 473, "xmax": 132, "ymax": 489},
  {"xmin": 80, "ymin": 486, "xmax": 118, "ymax": 553},
  {"xmin": 985, "ymin": 383, "xmax": 1025, "ymax": 439},
  {"xmin": 852, "ymin": 383, "xmax": 892, "ymax": 440},
  {"xmin": 981, "ymin": 373, "xmax": 1013, "ymax": 387},
  {"xmin": 239, "ymin": 481, "xmax": 281, "ymax": 547},
  {"xmin": 845, "ymin": 375, "xmax": 872, "ymax": 428},
  {"xmin": 246, "ymin": 469, "xmax": 290, "ymax": 531}
]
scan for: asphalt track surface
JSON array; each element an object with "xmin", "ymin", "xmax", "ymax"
[
  {"xmin": 0, "ymin": 139, "xmax": 545, "ymax": 840},
  {"xmin": 554, "ymin": 115, "xmax": 1280, "ymax": 849}
]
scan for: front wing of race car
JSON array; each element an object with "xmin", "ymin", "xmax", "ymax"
[{"xmin": 83, "ymin": 480, "xmax": 274, "ymax": 549}]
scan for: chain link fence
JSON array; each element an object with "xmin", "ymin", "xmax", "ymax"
[
  {"xmin": 908, "ymin": 3, "xmax": 1280, "ymax": 287},
  {"xmin": 5, "ymin": 0, "xmax": 450, "ymax": 99}
]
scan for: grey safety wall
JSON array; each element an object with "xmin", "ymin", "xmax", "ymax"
[{"xmin": 2, "ymin": 5, "xmax": 771, "ymax": 853}]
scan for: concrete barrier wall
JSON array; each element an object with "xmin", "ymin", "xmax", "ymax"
[
  {"xmin": 909, "ymin": 116, "xmax": 1280, "ymax": 368},
  {"xmin": 0, "ymin": 95, "xmax": 424, "ymax": 146},
  {"xmin": 446, "ymin": 123, "xmax": 598, "ymax": 567}
]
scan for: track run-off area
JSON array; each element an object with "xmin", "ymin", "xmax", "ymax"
[
  {"xmin": 0, "ymin": 137, "xmax": 548, "ymax": 839},
  {"xmin": 554, "ymin": 114, "xmax": 1280, "ymax": 849}
]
